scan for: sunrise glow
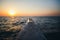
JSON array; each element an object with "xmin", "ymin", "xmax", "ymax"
[
  {"xmin": 8, "ymin": 10, "xmax": 15, "ymax": 16},
  {"xmin": 0, "ymin": 0, "xmax": 59, "ymax": 16}
]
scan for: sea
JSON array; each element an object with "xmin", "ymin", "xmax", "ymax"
[{"xmin": 0, "ymin": 16, "xmax": 60, "ymax": 40}]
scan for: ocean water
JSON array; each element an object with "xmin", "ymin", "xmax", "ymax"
[{"xmin": 0, "ymin": 16, "xmax": 60, "ymax": 40}]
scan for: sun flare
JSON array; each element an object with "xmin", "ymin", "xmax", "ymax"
[{"xmin": 9, "ymin": 10, "xmax": 15, "ymax": 16}]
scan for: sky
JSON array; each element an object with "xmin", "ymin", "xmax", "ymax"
[{"xmin": 0, "ymin": 0, "xmax": 60, "ymax": 16}]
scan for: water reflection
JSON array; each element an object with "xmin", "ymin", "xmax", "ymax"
[{"xmin": 0, "ymin": 16, "xmax": 60, "ymax": 40}]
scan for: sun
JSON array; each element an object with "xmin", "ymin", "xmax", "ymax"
[{"xmin": 9, "ymin": 9, "xmax": 15, "ymax": 16}]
